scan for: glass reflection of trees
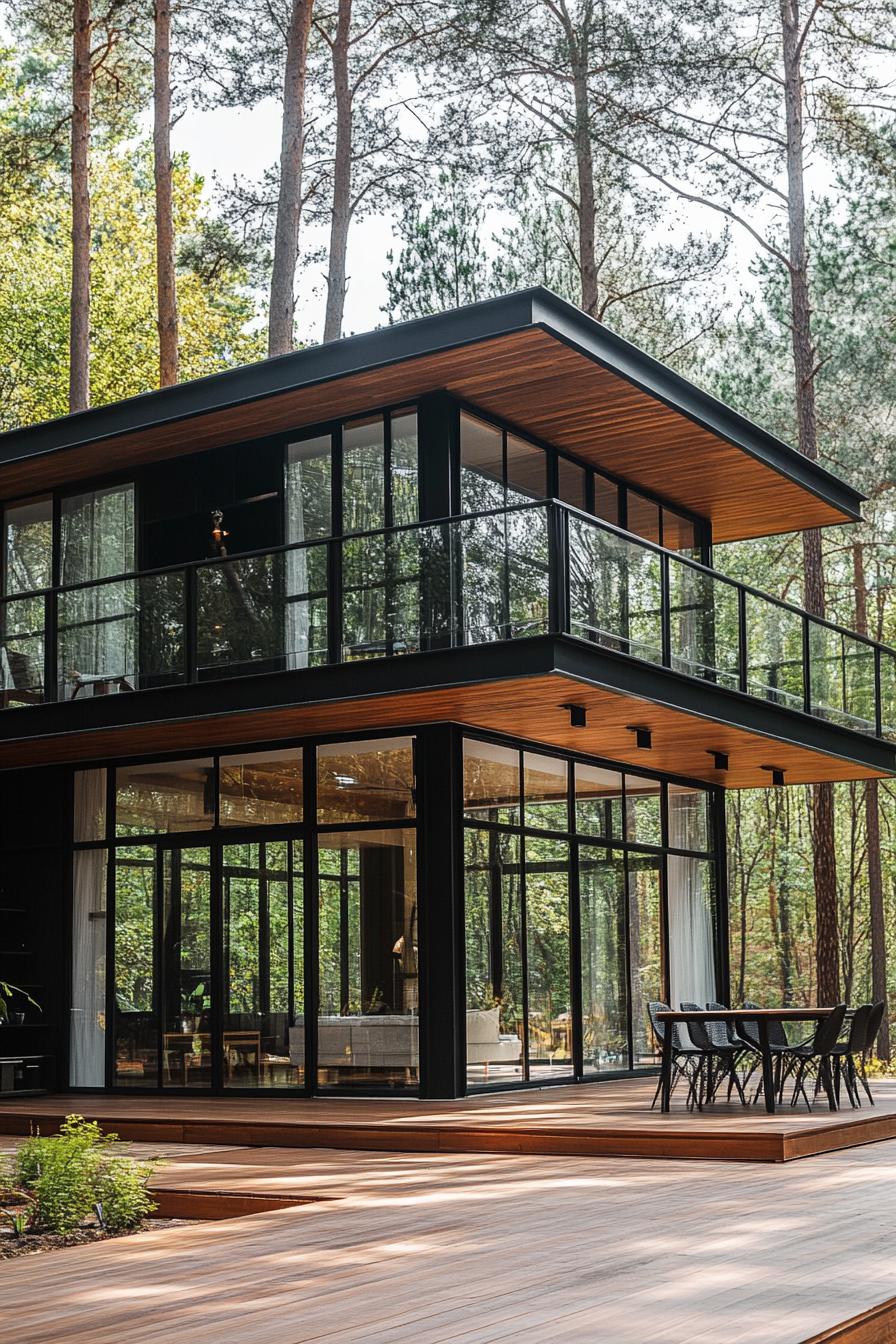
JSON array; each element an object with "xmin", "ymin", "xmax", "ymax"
[{"xmin": 463, "ymin": 736, "xmax": 717, "ymax": 1088}]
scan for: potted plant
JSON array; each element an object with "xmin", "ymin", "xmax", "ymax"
[{"xmin": 0, "ymin": 980, "xmax": 41, "ymax": 1026}]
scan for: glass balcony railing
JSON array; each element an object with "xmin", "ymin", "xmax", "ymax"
[{"xmin": 0, "ymin": 500, "xmax": 893, "ymax": 743}]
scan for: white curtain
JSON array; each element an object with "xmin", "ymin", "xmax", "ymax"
[
  {"xmin": 58, "ymin": 484, "xmax": 136, "ymax": 696},
  {"xmin": 70, "ymin": 848, "xmax": 107, "ymax": 1086},
  {"xmin": 667, "ymin": 791, "xmax": 716, "ymax": 1009},
  {"xmin": 70, "ymin": 769, "xmax": 108, "ymax": 1086}
]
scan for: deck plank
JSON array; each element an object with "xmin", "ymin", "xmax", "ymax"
[
  {"xmin": 3, "ymin": 1077, "xmax": 896, "ymax": 1162},
  {"xmin": 2, "ymin": 1139, "xmax": 896, "ymax": 1343}
]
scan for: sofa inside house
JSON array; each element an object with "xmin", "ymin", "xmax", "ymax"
[
  {"xmin": 465, "ymin": 1007, "xmax": 523, "ymax": 1066},
  {"xmin": 288, "ymin": 1008, "xmax": 522, "ymax": 1073},
  {"xmin": 290, "ymin": 1016, "xmax": 419, "ymax": 1071}
]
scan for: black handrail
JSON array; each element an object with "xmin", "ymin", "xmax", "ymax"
[
  {"xmin": 0, "ymin": 499, "xmax": 892, "ymax": 739},
  {"xmin": 2, "ymin": 497, "xmax": 891, "ymax": 657}
]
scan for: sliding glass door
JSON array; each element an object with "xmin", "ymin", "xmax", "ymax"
[
  {"xmin": 579, "ymin": 847, "xmax": 627, "ymax": 1076},
  {"xmin": 222, "ymin": 840, "xmax": 304, "ymax": 1088},
  {"xmin": 160, "ymin": 847, "xmax": 213, "ymax": 1090},
  {"xmin": 111, "ymin": 838, "xmax": 304, "ymax": 1091}
]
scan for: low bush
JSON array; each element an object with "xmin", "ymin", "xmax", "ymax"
[{"xmin": 1, "ymin": 1114, "xmax": 159, "ymax": 1237}]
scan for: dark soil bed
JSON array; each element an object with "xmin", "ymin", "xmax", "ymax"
[{"xmin": 0, "ymin": 1218, "xmax": 194, "ymax": 1260}]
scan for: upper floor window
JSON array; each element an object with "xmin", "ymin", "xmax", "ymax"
[
  {"xmin": 287, "ymin": 407, "xmax": 419, "ymax": 546},
  {"xmin": 460, "ymin": 408, "xmax": 704, "ymax": 559},
  {"xmin": 286, "ymin": 433, "xmax": 332, "ymax": 543},
  {"xmin": 3, "ymin": 485, "xmax": 136, "ymax": 595},
  {"xmin": 460, "ymin": 413, "xmax": 547, "ymax": 512},
  {"xmin": 60, "ymin": 482, "xmax": 135, "ymax": 584},
  {"xmin": 4, "ymin": 495, "xmax": 53, "ymax": 595}
]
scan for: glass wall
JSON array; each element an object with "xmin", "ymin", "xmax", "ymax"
[
  {"xmin": 317, "ymin": 827, "xmax": 418, "ymax": 1087},
  {"xmin": 1, "ymin": 496, "xmax": 51, "ymax": 706},
  {"xmin": 459, "ymin": 410, "xmax": 706, "ymax": 558},
  {"xmin": 68, "ymin": 728, "xmax": 719, "ymax": 1097},
  {"xmin": 71, "ymin": 734, "xmax": 417, "ymax": 1094},
  {"xmin": 462, "ymin": 734, "xmax": 719, "ymax": 1088}
]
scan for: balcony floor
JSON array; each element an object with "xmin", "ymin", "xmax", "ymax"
[
  {"xmin": 3, "ymin": 1076, "xmax": 896, "ymax": 1163},
  {"xmin": 0, "ymin": 657, "xmax": 890, "ymax": 786}
]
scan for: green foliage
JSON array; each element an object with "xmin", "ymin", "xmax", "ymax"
[
  {"xmin": 0, "ymin": 45, "xmax": 263, "ymax": 430},
  {"xmin": 0, "ymin": 980, "xmax": 41, "ymax": 1022},
  {"xmin": 383, "ymin": 167, "xmax": 500, "ymax": 322},
  {"xmin": 4, "ymin": 1115, "xmax": 158, "ymax": 1237},
  {"xmin": 94, "ymin": 1155, "xmax": 158, "ymax": 1233}
]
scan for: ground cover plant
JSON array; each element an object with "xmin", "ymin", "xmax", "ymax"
[{"xmin": 0, "ymin": 1114, "xmax": 160, "ymax": 1257}]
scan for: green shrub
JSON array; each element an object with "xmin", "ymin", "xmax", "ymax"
[
  {"xmin": 8, "ymin": 1114, "xmax": 159, "ymax": 1237},
  {"xmin": 95, "ymin": 1155, "xmax": 157, "ymax": 1232}
]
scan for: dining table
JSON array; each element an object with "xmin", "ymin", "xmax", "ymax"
[{"xmin": 655, "ymin": 1007, "xmax": 840, "ymax": 1114}]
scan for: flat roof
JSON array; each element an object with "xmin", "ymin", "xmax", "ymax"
[{"xmin": 0, "ymin": 288, "xmax": 864, "ymax": 542}]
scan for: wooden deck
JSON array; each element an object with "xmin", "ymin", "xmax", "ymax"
[
  {"xmin": 3, "ymin": 1135, "xmax": 896, "ymax": 1341},
  {"xmin": 3, "ymin": 1076, "xmax": 896, "ymax": 1162}
]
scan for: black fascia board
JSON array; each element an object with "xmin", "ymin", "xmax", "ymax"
[
  {"xmin": 0, "ymin": 286, "xmax": 865, "ymax": 521},
  {"xmin": 0, "ymin": 634, "xmax": 892, "ymax": 779}
]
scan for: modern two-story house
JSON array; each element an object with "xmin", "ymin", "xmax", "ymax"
[{"xmin": 0, "ymin": 288, "xmax": 891, "ymax": 1101}]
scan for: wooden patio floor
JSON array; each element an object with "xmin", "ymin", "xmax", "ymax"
[
  {"xmin": 2, "ymin": 1135, "xmax": 896, "ymax": 1342},
  {"xmin": 3, "ymin": 1075, "xmax": 896, "ymax": 1162}
]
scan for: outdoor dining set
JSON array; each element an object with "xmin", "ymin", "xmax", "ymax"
[{"xmin": 649, "ymin": 1000, "xmax": 885, "ymax": 1116}]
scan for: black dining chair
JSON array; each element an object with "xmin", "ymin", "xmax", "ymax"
[
  {"xmin": 681, "ymin": 1002, "xmax": 746, "ymax": 1106},
  {"xmin": 736, "ymin": 1000, "xmax": 796, "ymax": 1103},
  {"xmin": 647, "ymin": 1001, "xmax": 704, "ymax": 1109},
  {"xmin": 782, "ymin": 1004, "xmax": 848, "ymax": 1111},
  {"xmin": 829, "ymin": 1004, "xmax": 872, "ymax": 1108},
  {"xmin": 707, "ymin": 1000, "xmax": 759, "ymax": 1091},
  {"xmin": 855, "ymin": 1000, "xmax": 885, "ymax": 1106}
]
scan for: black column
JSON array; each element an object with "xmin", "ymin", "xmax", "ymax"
[
  {"xmin": 416, "ymin": 393, "xmax": 459, "ymax": 653},
  {"xmin": 713, "ymin": 787, "xmax": 732, "ymax": 1004},
  {"xmin": 416, "ymin": 391, "xmax": 458, "ymax": 521},
  {"xmin": 417, "ymin": 724, "xmax": 465, "ymax": 1098}
]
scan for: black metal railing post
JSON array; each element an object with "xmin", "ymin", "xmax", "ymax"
[
  {"xmin": 875, "ymin": 646, "xmax": 883, "ymax": 737},
  {"xmin": 548, "ymin": 503, "xmax": 569, "ymax": 635},
  {"xmin": 802, "ymin": 613, "xmax": 812, "ymax": 716},
  {"xmin": 184, "ymin": 566, "xmax": 198, "ymax": 684},
  {"xmin": 737, "ymin": 587, "xmax": 748, "ymax": 694},
  {"xmin": 660, "ymin": 551, "xmax": 671, "ymax": 669}
]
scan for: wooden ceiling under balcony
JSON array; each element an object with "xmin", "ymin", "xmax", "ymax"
[
  {"xmin": 0, "ymin": 325, "xmax": 859, "ymax": 543},
  {"xmin": 0, "ymin": 672, "xmax": 888, "ymax": 786}
]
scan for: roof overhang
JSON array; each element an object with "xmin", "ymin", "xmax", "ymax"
[{"xmin": 0, "ymin": 288, "xmax": 864, "ymax": 542}]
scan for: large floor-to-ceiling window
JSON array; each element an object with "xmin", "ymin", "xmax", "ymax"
[
  {"xmin": 67, "ymin": 726, "xmax": 720, "ymax": 1097},
  {"xmin": 462, "ymin": 735, "xmax": 721, "ymax": 1089},
  {"xmin": 69, "ymin": 733, "xmax": 418, "ymax": 1093}
]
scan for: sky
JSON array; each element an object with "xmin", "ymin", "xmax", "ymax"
[
  {"xmin": 170, "ymin": 89, "xmax": 762, "ymax": 351},
  {"xmin": 172, "ymin": 98, "xmax": 402, "ymax": 341}
]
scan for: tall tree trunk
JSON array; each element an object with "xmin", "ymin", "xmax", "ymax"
[
  {"xmin": 268, "ymin": 0, "xmax": 314, "ymax": 357},
  {"xmin": 853, "ymin": 540, "xmax": 890, "ymax": 1056},
  {"xmin": 780, "ymin": 0, "xmax": 840, "ymax": 1003},
  {"xmin": 153, "ymin": 0, "xmax": 178, "ymax": 386},
  {"xmin": 70, "ymin": 0, "xmax": 92, "ymax": 412},
  {"xmin": 556, "ymin": 7, "xmax": 598, "ymax": 316},
  {"xmin": 322, "ymin": 0, "xmax": 352, "ymax": 343}
]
